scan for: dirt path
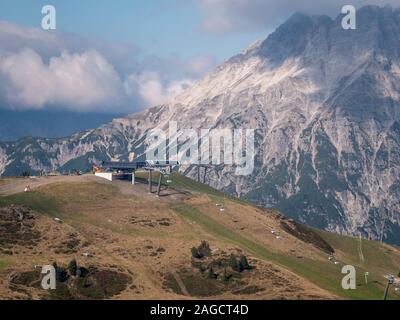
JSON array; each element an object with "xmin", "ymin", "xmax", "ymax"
[{"xmin": 0, "ymin": 175, "xmax": 98, "ymax": 196}]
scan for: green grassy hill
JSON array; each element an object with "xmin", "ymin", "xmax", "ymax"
[{"xmin": 0, "ymin": 173, "xmax": 399, "ymax": 300}]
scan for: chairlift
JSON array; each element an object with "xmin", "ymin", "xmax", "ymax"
[{"xmin": 387, "ymin": 275, "xmax": 395, "ymax": 285}]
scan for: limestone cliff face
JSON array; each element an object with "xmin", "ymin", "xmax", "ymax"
[{"xmin": 1, "ymin": 6, "xmax": 400, "ymax": 244}]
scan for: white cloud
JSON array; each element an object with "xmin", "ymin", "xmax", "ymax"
[
  {"xmin": 0, "ymin": 21, "xmax": 216, "ymax": 113},
  {"xmin": 196, "ymin": 0, "xmax": 400, "ymax": 34},
  {"xmin": 0, "ymin": 20, "xmax": 63, "ymax": 57},
  {"xmin": 0, "ymin": 49, "xmax": 197, "ymax": 112},
  {"xmin": 0, "ymin": 49, "xmax": 126, "ymax": 112},
  {"xmin": 0, "ymin": 20, "xmax": 142, "ymax": 74},
  {"xmin": 124, "ymin": 71, "xmax": 193, "ymax": 108}
]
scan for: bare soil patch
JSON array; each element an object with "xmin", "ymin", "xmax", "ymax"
[
  {"xmin": 0, "ymin": 206, "xmax": 41, "ymax": 251},
  {"xmin": 280, "ymin": 220, "xmax": 334, "ymax": 254}
]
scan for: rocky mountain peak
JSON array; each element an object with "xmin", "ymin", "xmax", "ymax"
[{"xmin": 1, "ymin": 5, "xmax": 400, "ymax": 245}]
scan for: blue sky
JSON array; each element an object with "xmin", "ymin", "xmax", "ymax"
[
  {"xmin": 0, "ymin": 0, "xmax": 396, "ymax": 114},
  {"xmin": 0, "ymin": 0, "xmax": 266, "ymax": 61}
]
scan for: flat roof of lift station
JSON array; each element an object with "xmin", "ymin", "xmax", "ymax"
[{"xmin": 101, "ymin": 161, "xmax": 179, "ymax": 170}]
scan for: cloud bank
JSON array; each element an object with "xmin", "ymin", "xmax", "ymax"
[
  {"xmin": 0, "ymin": 21, "xmax": 215, "ymax": 113},
  {"xmin": 124, "ymin": 71, "xmax": 194, "ymax": 108},
  {"xmin": 0, "ymin": 49, "xmax": 125, "ymax": 112}
]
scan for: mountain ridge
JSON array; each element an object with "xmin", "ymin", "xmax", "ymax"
[{"xmin": 0, "ymin": 109, "xmax": 123, "ymax": 142}]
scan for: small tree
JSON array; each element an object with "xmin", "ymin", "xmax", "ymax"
[
  {"xmin": 191, "ymin": 247, "xmax": 203, "ymax": 259},
  {"xmin": 21, "ymin": 171, "xmax": 30, "ymax": 177},
  {"xmin": 207, "ymin": 267, "xmax": 217, "ymax": 279},
  {"xmin": 191, "ymin": 241, "xmax": 211, "ymax": 259},
  {"xmin": 68, "ymin": 259, "xmax": 78, "ymax": 276},
  {"xmin": 198, "ymin": 241, "xmax": 211, "ymax": 257},
  {"xmin": 229, "ymin": 254, "xmax": 239, "ymax": 272},
  {"xmin": 52, "ymin": 262, "xmax": 67, "ymax": 282},
  {"xmin": 238, "ymin": 255, "xmax": 251, "ymax": 272},
  {"xmin": 76, "ymin": 266, "xmax": 89, "ymax": 278},
  {"xmin": 52, "ymin": 262, "xmax": 58, "ymax": 275}
]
